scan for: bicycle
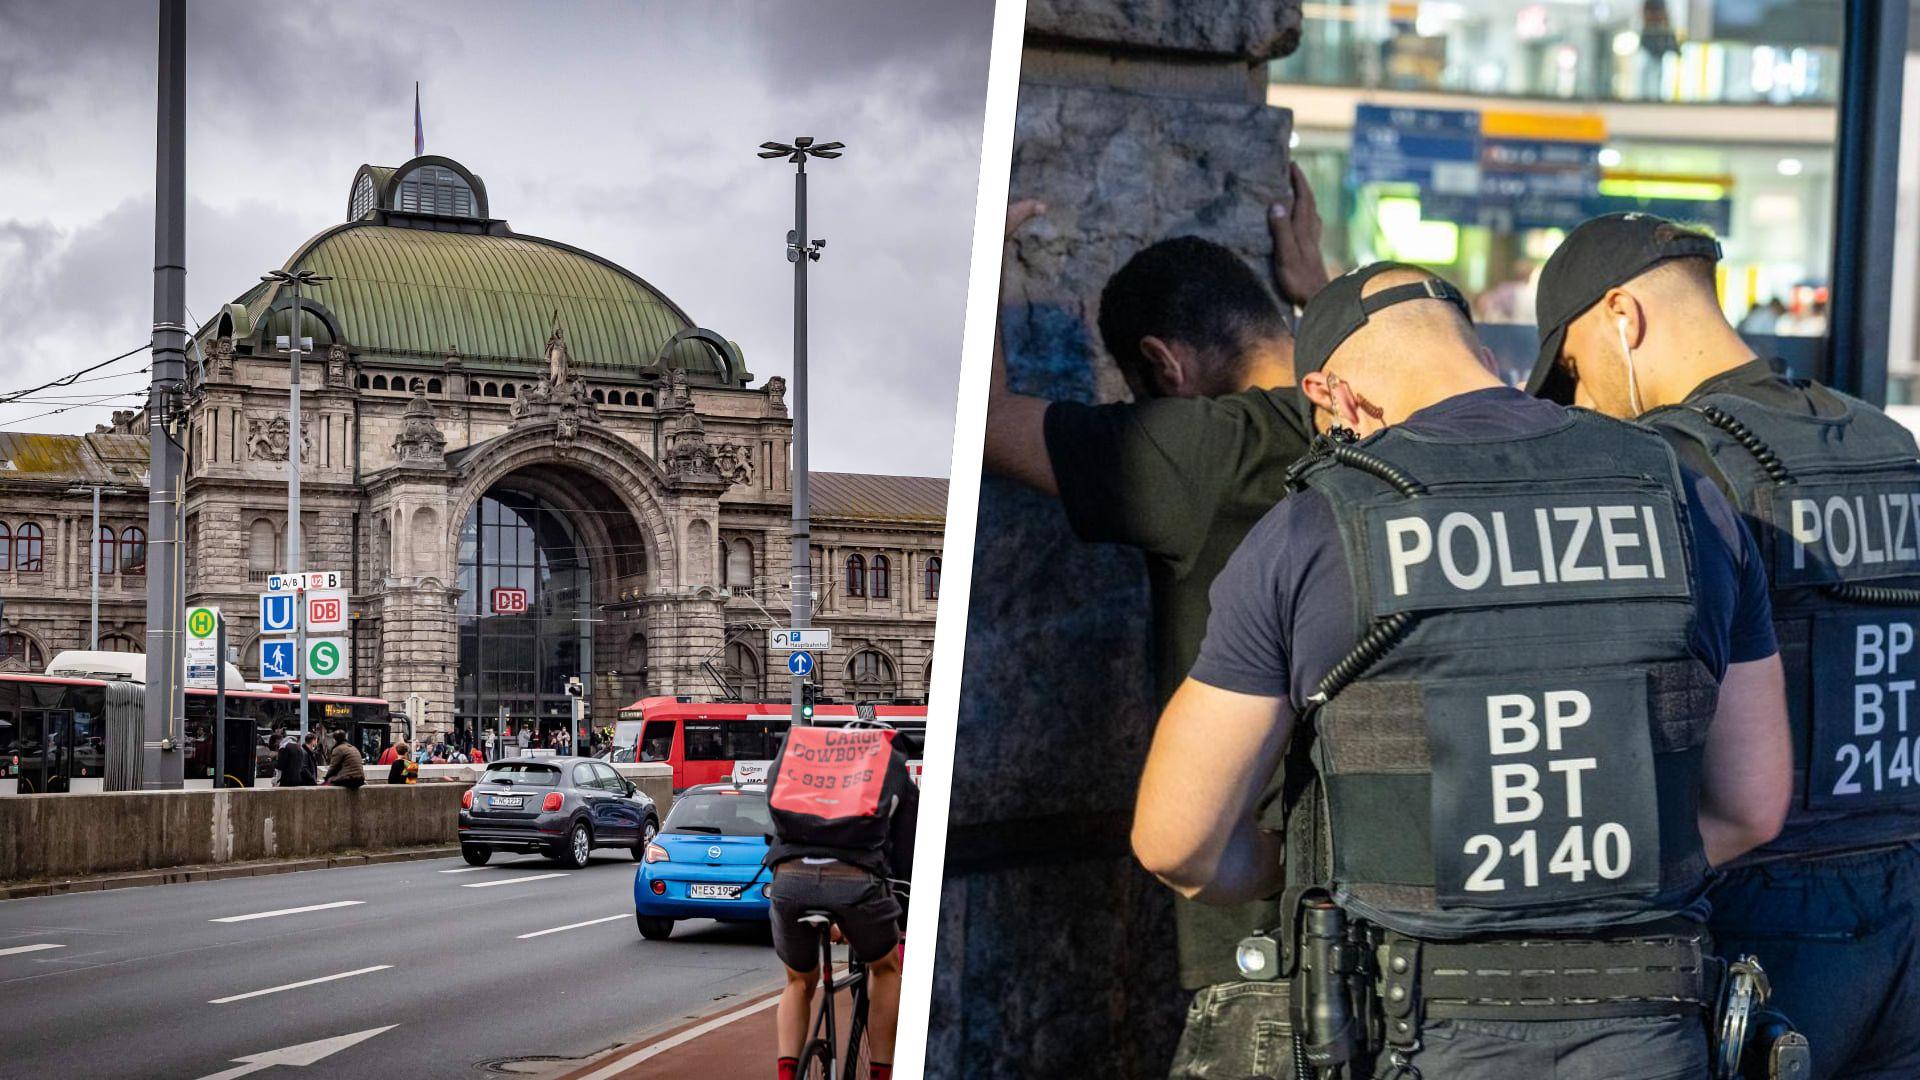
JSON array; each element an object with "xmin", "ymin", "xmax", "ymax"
[{"xmin": 796, "ymin": 879, "xmax": 909, "ymax": 1080}]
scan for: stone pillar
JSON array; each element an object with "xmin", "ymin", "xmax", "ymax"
[
  {"xmin": 377, "ymin": 581, "xmax": 457, "ymax": 740},
  {"xmin": 933, "ymin": 3, "xmax": 1300, "ymax": 1076}
]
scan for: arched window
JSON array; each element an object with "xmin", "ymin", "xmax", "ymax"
[
  {"xmin": 94, "ymin": 526, "xmax": 116, "ymax": 575},
  {"xmin": 871, "ymin": 555, "xmax": 891, "ymax": 599},
  {"xmin": 349, "ymin": 172, "xmax": 377, "ymax": 220},
  {"xmin": 642, "ymin": 393, "xmax": 655, "ymax": 407},
  {"xmin": 725, "ymin": 539, "xmax": 754, "ymax": 588},
  {"xmin": 502, "ymin": 383, "xmax": 516, "ymax": 398},
  {"xmin": 625, "ymin": 391, "xmax": 639, "ymax": 406},
  {"xmin": 357, "ymin": 374, "xmax": 370, "ymax": 389},
  {"xmin": 591, "ymin": 389, "xmax": 605, "ymax": 403},
  {"xmin": 15, "ymin": 523, "xmax": 43, "ymax": 573},
  {"xmin": 119, "ymin": 526, "xmax": 146, "ymax": 575},
  {"xmin": 624, "ymin": 634, "xmax": 649, "ymax": 688},
  {"xmin": 372, "ymin": 374, "xmax": 389, "ymax": 390},
  {"xmin": 395, "ymin": 164, "xmax": 477, "ymax": 217},
  {"xmin": 247, "ymin": 520, "xmax": 278, "ymax": 581},
  {"xmin": 0, "ymin": 633, "xmax": 43, "ymax": 670},
  {"xmin": 100, "ymin": 633, "xmax": 140, "ymax": 652},
  {"xmin": 427, "ymin": 378, "xmax": 443, "ymax": 394},
  {"xmin": 847, "ymin": 649, "xmax": 897, "ymax": 703},
  {"xmin": 845, "ymin": 554, "xmax": 866, "ymax": 598},
  {"xmin": 723, "ymin": 641, "xmax": 760, "ymax": 698},
  {"xmin": 925, "ymin": 556, "xmax": 942, "ymax": 601},
  {"xmin": 0, "ymin": 522, "xmax": 11, "ymax": 571}
]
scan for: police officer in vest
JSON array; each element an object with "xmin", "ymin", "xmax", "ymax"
[
  {"xmin": 1135, "ymin": 262, "xmax": 1792, "ymax": 1078},
  {"xmin": 1529, "ymin": 212, "xmax": 1920, "ymax": 1079}
]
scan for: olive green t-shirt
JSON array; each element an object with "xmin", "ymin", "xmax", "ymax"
[{"xmin": 1043, "ymin": 386, "xmax": 1315, "ymax": 989}]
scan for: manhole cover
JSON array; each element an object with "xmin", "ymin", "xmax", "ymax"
[{"xmin": 474, "ymin": 1052, "xmax": 606, "ymax": 1075}]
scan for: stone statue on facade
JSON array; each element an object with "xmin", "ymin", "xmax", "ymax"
[
  {"xmin": 247, "ymin": 414, "xmax": 312, "ymax": 463},
  {"xmin": 664, "ymin": 400, "xmax": 724, "ymax": 486},
  {"xmin": 326, "ymin": 343, "xmax": 350, "ymax": 388},
  {"xmin": 209, "ymin": 336, "xmax": 237, "ymax": 380},
  {"xmin": 764, "ymin": 375, "xmax": 788, "ymax": 417},
  {"xmin": 391, "ymin": 390, "xmax": 448, "ymax": 464},
  {"xmin": 510, "ymin": 321, "xmax": 600, "ymax": 445}
]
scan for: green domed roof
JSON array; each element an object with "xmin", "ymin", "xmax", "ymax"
[{"xmin": 205, "ymin": 157, "xmax": 744, "ymax": 384}]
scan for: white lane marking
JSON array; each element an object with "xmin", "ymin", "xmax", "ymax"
[
  {"xmin": 193, "ymin": 1024, "xmax": 398, "ymax": 1080},
  {"xmin": 516, "ymin": 914, "xmax": 627, "ymax": 939},
  {"xmin": 0, "ymin": 943, "xmax": 65, "ymax": 958},
  {"xmin": 208, "ymin": 964, "xmax": 392, "ymax": 1005},
  {"xmin": 461, "ymin": 872, "xmax": 568, "ymax": 889},
  {"xmin": 576, "ymin": 991, "xmax": 784, "ymax": 1080},
  {"xmin": 436, "ymin": 867, "xmax": 490, "ymax": 874},
  {"xmin": 210, "ymin": 900, "xmax": 365, "ymax": 923}
]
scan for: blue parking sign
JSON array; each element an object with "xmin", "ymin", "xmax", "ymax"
[
  {"xmin": 260, "ymin": 592, "xmax": 296, "ymax": 635},
  {"xmin": 260, "ymin": 639, "xmax": 297, "ymax": 682},
  {"xmin": 786, "ymin": 651, "xmax": 815, "ymax": 677}
]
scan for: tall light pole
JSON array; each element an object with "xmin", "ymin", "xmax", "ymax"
[
  {"xmin": 261, "ymin": 268, "xmax": 330, "ymax": 736},
  {"xmin": 758, "ymin": 137, "xmax": 841, "ymax": 727},
  {"xmin": 145, "ymin": 0, "xmax": 188, "ymax": 789}
]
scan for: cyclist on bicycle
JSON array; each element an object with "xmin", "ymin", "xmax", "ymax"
[{"xmin": 765, "ymin": 719, "xmax": 918, "ymax": 1080}]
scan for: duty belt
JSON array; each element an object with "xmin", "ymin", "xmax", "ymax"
[{"xmin": 1378, "ymin": 928, "xmax": 1721, "ymax": 1029}]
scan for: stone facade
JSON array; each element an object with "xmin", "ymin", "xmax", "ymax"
[
  {"xmin": 0, "ymin": 157, "xmax": 944, "ymax": 746},
  {"xmin": 934, "ymin": 2, "xmax": 1301, "ymax": 1076}
]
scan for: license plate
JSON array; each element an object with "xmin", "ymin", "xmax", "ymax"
[
  {"xmin": 689, "ymin": 883, "xmax": 739, "ymax": 899},
  {"xmin": 489, "ymin": 795, "xmax": 524, "ymax": 809}
]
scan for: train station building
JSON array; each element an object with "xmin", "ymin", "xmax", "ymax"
[{"xmin": 0, "ymin": 155, "xmax": 945, "ymax": 744}]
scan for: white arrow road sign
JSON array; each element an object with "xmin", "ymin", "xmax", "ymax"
[
  {"xmin": 770, "ymin": 628, "xmax": 831, "ymax": 651},
  {"xmin": 193, "ymin": 1025, "xmax": 397, "ymax": 1080}
]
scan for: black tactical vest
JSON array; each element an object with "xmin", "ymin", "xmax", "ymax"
[
  {"xmin": 1644, "ymin": 384, "xmax": 1920, "ymax": 861},
  {"xmin": 1293, "ymin": 409, "xmax": 1717, "ymax": 940}
]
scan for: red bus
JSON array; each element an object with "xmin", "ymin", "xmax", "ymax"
[
  {"xmin": 614, "ymin": 696, "xmax": 927, "ymax": 791},
  {"xmin": 0, "ymin": 672, "xmax": 393, "ymax": 793}
]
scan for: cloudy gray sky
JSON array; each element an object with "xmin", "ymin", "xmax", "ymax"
[{"xmin": 0, "ymin": 0, "xmax": 994, "ymax": 476}]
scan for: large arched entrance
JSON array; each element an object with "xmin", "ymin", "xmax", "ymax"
[{"xmin": 451, "ymin": 462, "xmax": 655, "ymax": 753}]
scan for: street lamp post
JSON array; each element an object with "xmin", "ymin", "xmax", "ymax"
[
  {"xmin": 758, "ymin": 136, "xmax": 842, "ymax": 728},
  {"xmin": 145, "ymin": 0, "xmax": 188, "ymax": 789},
  {"xmin": 260, "ymin": 268, "xmax": 331, "ymax": 736}
]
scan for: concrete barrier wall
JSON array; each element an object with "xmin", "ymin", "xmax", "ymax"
[{"xmin": 0, "ymin": 784, "xmax": 467, "ymax": 884}]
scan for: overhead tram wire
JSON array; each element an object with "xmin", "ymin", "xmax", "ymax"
[
  {"xmin": 4, "ymin": 392, "xmax": 151, "ymax": 427},
  {"xmin": 0, "ymin": 344, "xmax": 151, "ymax": 405}
]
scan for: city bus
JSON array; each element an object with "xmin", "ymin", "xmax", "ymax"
[
  {"xmin": 0, "ymin": 671, "xmax": 394, "ymax": 793},
  {"xmin": 614, "ymin": 696, "xmax": 927, "ymax": 791}
]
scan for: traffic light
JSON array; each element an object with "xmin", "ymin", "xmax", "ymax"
[{"xmin": 800, "ymin": 682, "xmax": 817, "ymax": 723}]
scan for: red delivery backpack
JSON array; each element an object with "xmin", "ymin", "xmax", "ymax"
[{"xmin": 767, "ymin": 726, "xmax": 898, "ymax": 851}]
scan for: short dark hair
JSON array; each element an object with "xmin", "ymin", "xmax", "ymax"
[
  {"xmin": 330, "ymin": 728, "xmax": 347, "ymax": 741},
  {"xmin": 1097, "ymin": 237, "xmax": 1289, "ymax": 392}
]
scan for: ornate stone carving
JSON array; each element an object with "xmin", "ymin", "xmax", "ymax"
[
  {"xmin": 664, "ymin": 400, "xmax": 722, "ymax": 485},
  {"xmin": 209, "ymin": 336, "xmax": 237, "ymax": 380},
  {"xmin": 764, "ymin": 375, "xmax": 788, "ymax": 417},
  {"xmin": 326, "ymin": 344, "xmax": 350, "ymax": 388},
  {"xmin": 391, "ymin": 390, "xmax": 447, "ymax": 465},
  {"xmin": 247, "ymin": 414, "xmax": 312, "ymax": 463},
  {"xmin": 714, "ymin": 441, "xmax": 754, "ymax": 485},
  {"xmin": 509, "ymin": 322, "xmax": 600, "ymax": 446}
]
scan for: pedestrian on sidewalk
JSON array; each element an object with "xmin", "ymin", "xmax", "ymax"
[
  {"xmin": 378, "ymin": 739, "xmax": 399, "ymax": 767},
  {"xmin": 300, "ymin": 732, "xmax": 323, "ymax": 786},
  {"xmin": 387, "ymin": 741, "xmax": 417, "ymax": 785},
  {"xmin": 324, "ymin": 729, "xmax": 366, "ymax": 790},
  {"xmin": 276, "ymin": 734, "xmax": 311, "ymax": 787}
]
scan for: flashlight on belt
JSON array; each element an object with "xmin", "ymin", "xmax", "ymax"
[{"xmin": 1297, "ymin": 899, "xmax": 1362, "ymax": 1070}]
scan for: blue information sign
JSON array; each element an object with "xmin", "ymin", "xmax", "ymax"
[
  {"xmin": 786, "ymin": 651, "xmax": 815, "ymax": 677},
  {"xmin": 261, "ymin": 639, "xmax": 297, "ymax": 682},
  {"xmin": 260, "ymin": 592, "xmax": 296, "ymax": 635}
]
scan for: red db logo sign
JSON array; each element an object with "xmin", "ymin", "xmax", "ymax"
[
  {"xmin": 308, "ymin": 596, "xmax": 342, "ymax": 625},
  {"xmin": 492, "ymin": 587, "xmax": 529, "ymax": 615}
]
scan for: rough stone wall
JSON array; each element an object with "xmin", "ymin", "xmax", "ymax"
[{"xmin": 933, "ymin": 4, "xmax": 1299, "ymax": 1076}]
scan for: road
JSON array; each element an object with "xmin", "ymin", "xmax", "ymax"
[{"xmin": 0, "ymin": 852, "xmax": 783, "ymax": 1079}]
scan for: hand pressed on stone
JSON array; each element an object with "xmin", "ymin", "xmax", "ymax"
[{"xmin": 1269, "ymin": 161, "xmax": 1329, "ymax": 308}]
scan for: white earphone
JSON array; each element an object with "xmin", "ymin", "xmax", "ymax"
[{"xmin": 1617, "ymin": 316, "xmax": 1644, "ymax": 415}]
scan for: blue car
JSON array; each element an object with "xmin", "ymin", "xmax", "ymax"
[{"xmin": 634, "ymin": 782, "xmax": 773, "ymax": 940}]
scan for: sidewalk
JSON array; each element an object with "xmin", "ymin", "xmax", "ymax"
[
  {"xmin": 558, "ymin": 979, "xmax": 860, "ymax": 1080},
  {"xmin": 0, "ymin": 844, "xmax": 459, "ymax": 899}
]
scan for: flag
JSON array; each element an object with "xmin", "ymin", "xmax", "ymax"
[{"xmin": 413, "ymin": 82, "xmax": 424, "ymax": 157}]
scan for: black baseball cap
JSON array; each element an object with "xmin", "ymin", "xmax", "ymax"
[
  {"xmin": 1294, "ymin": 262, "xmax": 1473, "ymax": 377},
  {"xmin": 1527, "ymin": 213, "xmax": 1723, "ymax": 404}
]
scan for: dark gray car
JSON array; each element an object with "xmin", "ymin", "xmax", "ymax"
[{"xmin": 458, "ymin": 756, "xmax": 659, "ymax": 868}]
